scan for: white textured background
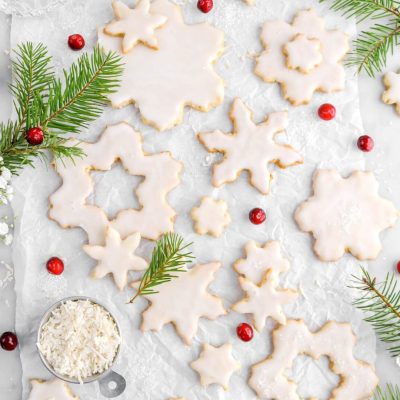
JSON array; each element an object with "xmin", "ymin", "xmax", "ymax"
[{"xmin": 0, "ymin": 0, "xmax": 399, "ymax": 399}]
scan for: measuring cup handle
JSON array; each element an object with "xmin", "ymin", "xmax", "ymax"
[{"xmin": 98, "ymin": 370, "xmax": 126, "ymax": 398}]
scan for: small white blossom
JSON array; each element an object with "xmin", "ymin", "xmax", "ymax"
[
  {"xmin": 0, "ymin": 177, "xmax": 7, "ymax": 190},
  {"xmin": 1, "ymin": 168, "xmax": 11, "ymax": 181},
  {"xmin": 0, "ymin": 222, "xmax": 9, "ymax": 235},
  {"xmin": 4, "ymin": 234, "xmax": 13, "ymax": 246}
]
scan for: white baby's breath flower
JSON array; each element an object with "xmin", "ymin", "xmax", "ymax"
[
  {"xmin": 4, "ymin": 234, "xmax": 13, "ymax": 246},
  {"xmin": 1, "ymin": 168, "xmax": 11, "ymax": 181},
  {"xmin": 0, "ymin": 222, "xmax": 9, "ymax": 235},
  {"xmin": 0, "ymin": 177, "xmax": 7, "ymax": 190}
]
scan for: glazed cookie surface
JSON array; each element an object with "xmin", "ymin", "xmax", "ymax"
[
  {"xmin": 191, "ymin": 197, "xmax": 231, "ymax": 237},
  {"xmin": 256, "ymin": 9, "xmax": 349, "ymax": 105},
  {"xmin": 104, "ymin": 0, "xmax": 167, "ymax": 52},
  {"xmin": 98, "ymin": 0, "xmax": 224, "ymax": 131},
  {"xmin": 83, "ymin": 227, "xmax": 148, "ymax": 290},
  {"xmin": 249, "ymin": 320, "xmax": 379, "ymax": 400},
  {"xmin": 133, "ymin": 263, "xmax": 226, "ymax": 345},
  {"xmin": 295, "ymin": 169, "xmax": 398, "ymax": 261},
  {"xmin": 382, "ymin": 71, "xmax": 400, "ymax": 114},
  {"xmin": 28, "ymin": 379, "xmax": 79, "ymax": 400},
  {"xmin": 198, "ymin": 98, "xmax": 302, "ymax": 194},
  {"xmin": 49, "ymin": 122, "xmax": 182, "ymax": 245},
  {"xmin": 190, "ymin": 343, "xmax": 240, "ymax": 390}
]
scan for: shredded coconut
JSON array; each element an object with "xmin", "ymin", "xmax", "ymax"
[{"xmin": 37, "ymin": 300, "xmax": 121, "ymax": 383}]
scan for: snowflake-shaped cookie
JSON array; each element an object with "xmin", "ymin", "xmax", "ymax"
[
  {"xmin": 234, "ymin": 240, "xmax": 289, "ymax": 284},
  {"xmin": 104, "ymin": 0, "xmax": 167, "ymax": 53},
  {"xmin": 295, "ymin": 169, "xmax": 398, "ymax": 261},
  {"xmin": 190, "ymin": 343, "xmax": 240, "ymax": 390},
  {"xmin": 191, "ymin": 197, "xmax": 231, "ymax": 237},
  {"xmin": 382, "ymin": 71, "xmax": 400, "ymax": 114},
  {"xmin": 28, "ymin": 379, "xmax": 79, "ymax": 400},
  {"xmin": 233, "ymin": 270, "xmax": 297, "ymax": 331},
  {"xmin": 134, "ymin": 263, "xmax": 226, "ymax": 345},
  {"xmin": 256, "ymin": 9, "xmax": 349, "ymax": 105},
  {"xmin": 249, "ymin": 320, "xmax": 378, "ymax": 400},
  {"xmin": 83, "ymin": 227, "xmax": 147, "ymax": 290},
  {"xmin": 49, "ymin": 122, "xmax": 182, "ymax": 245},
  {"xmin": 198, "ymin": 98, "xmax": 302, "ymax": 194},
  {"xmin": 98, "ymin": 0, "xmax": 224, "ymax": 131}
]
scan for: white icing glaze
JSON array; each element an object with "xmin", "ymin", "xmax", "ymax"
[
  {"xmin": 382, "ymin": 71, "xmax": 400, "ymax": 114},
  {"xmin": 284, "ymin": 34, "xmax": 322, "ymax": 74},
  {"xmin": 28, "ymin": 379, "xmax": 79, "ymax": 400},
  {"xmin": 256, "ymin": 9, "xmax": 349, "ymax": 105},
  {"xmin": 190, "ymin": 343, "xmax": 240, "ymax": 390},
  {"xmin": 98, "ymin": 0, "xmax": 224, "ymax": 131},
  {"xmin": 83, "ymin": 227, "xmax": 147, "ymax": 290},
  {"xmin": 49, "ymin": 122, "xmax": 182, "ymax": 245},
  {"xmin": 249, "ymin": 320, "xmax": 379, "ymax": 400},
  {"xmin": 234, "ymin": 240, "xmax": 289, "ymax": 285},
  {"xmin": 104, "ymin": 0, "xmax": 167, "ymax": 53},
  {"xmin": 232, "ymin": 270, "xmax": 297, "ymax": 331},
  {"xmin": 198, "ymin": 98, "xmax": 303, "ymax": 194},
  {"xmin": 191, "ymin": 196, "xmax": 231, "ymax": 237},
  {"xmin": 295, "ymin": 169, "xmax": 399, "ymax": 261},
  {"xmin": 133, "ymin": 263, "xmax": 226, "ymax": 345}
]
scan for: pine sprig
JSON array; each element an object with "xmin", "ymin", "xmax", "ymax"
[
  {"xmin": 0, "ymin": 42, "xmax": 123, "ymax": 175},
  {"xmin": 129, "ymin": 233, "xmax": 194, "ymax": 303},
  {"xmin": 320, "ymin": 0, "xmax": 400, "ymax": 76},
  {"xmin": 349, "ymin": 267, "xmax": 400, "ymax": 357},
  {"xmin": 374, "ymin": 384, "xmax": 400, "ymax": 400}
]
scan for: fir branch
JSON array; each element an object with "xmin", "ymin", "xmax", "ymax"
[
  {"xmin": 129, "ymin": 233, "xmax": 194, "ymax": 303},
  {"xmin": 0, "ymin": 43, "xmax": 123, "ymax": 175},
  {"xmin": 374, "ymin": 384, "xmax": 400, "ymax": 400},
  {"xmin": 349, "ymin": 267, "xmax": 400, "ymax": 357},
  {"xmin": 320, "ymin": 0, "xmax": 400, "ymax": 76}
]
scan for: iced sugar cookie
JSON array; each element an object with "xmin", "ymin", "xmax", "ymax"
[
  {"xmin": 232, "ymin": 270, "xmax": 297, "ymax": 331},
  {"xmin": 98, "ymin": 0, "xmax": 224, "ymax": 131},
  {"xmin": 104, "ymin": 0, "xmax": 167, "ymax": 52},
  {"xmin": 28, "ymin": 379, "xmax": 79, "ymax": 400},
  {"xmin": 83, "ymin": 227, "xmax": 148, "ymax": 290},
  {"xmin": 198, "ymin": 98, "xmax": 302, "ymax": 195},
  {"xmin": 191, "ymin": 197, "xmax": 231, "ymax": 237},
  {"xmin": 295, "ymin": 169, "xmax": 398, "ymax": 261},
  {"xmin": 234, "ymin": 240, "xmax": 289, "ymax": 284},
  {"xmin": 249, "ymin": 320, "xmax": 378, "ymax": 400},
  {"xmin": 133, "ymin": 263, "xmax": 226, "ymax": 345},
  {"xmin": 382, "ymin": 71, "xmax": 400, "ymax": 115},
  {"xmin": 256, "ymin": 9, "xmax": 349, "ymax": 105},
  {"xmin": 190, "ymin": 343, "xmax": 240, "ymax": 390},
  {"xmin": 49, "ymin": 123, "xmax": 182, "ymax": 245}
]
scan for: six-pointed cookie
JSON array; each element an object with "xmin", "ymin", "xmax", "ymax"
[
  {"xmin": 28, "ymin": 379, "xmax": 79, "ymax": 400},
  {"xmin": 382, "ymin": 71, "xmax": 400, "ymax": 115},
  {"xmin": 198, "ymin": 98, "xmax": 302, "ymax": 194},
  {"xmin": 83, "ymin": 227, "xmax": 148, "ymax": 290},
  {"xmin": 105, "ymin": 0, "xmax": 167, "ymax": 52},
  {"xmin": 190, "ymin": 343, "xmax": 240, "ymax": 390}
]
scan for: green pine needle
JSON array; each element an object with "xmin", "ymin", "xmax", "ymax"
[
  {"xmin": 374, "ymin": 384, "xmax": 400, "ymax": 400},
  {"xmin": 349, "ymin": 267, "xmax": 400, "ymax": 357},
  {"xmin": 320, "ymin": 0, "xmax": 400, "ymax": 76},
  {"xmin": 0, "ymin": 42, "xmax": 123, "ymax": 175},
  {"xmin": 129, "ymin": 233, "xmax": 194, "ymax": 303}
]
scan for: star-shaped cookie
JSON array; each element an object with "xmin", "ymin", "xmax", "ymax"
[
  {"xmin": 83, "ymin": 227, "xmax": 148, "ymax": 290},
  {"xmin": 382, "ymin": 71, "xmax": 400, "ymax": 115},
  {"xmin": 28, "ymin": 379, "xmax": 79, "ymax": 400},
  {"xmin": 295, "ymin": 169, "xmax": 399, "ymax": 261},
  {"xmin": 105, "ymin": 0, "xmax": 167, "ymax": 52},
  {"xmin": 232, "ymin": 270, "xmax": 297, "ymax": 331},
  {"xmin": 135, "ymin": 262, "xmax": 226, "ymax": 345},
  {"xmin": 191, "ymin": 197, "xmax": 231, "ymax": 237},
  {"xmin": 198, "ymin": 98, "xmax": 302, "ymax": 194},
  {"xmin": 190, "ymin": 343, "xmax": 240, "ymax": 390},
  {"xmin": 234, "ymin": 240, "xmax": 289, "ymax": 284}
]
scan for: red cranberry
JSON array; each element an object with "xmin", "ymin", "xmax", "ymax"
[
  {"xmin": 0, "ymin": 332, "xmax": 18, "ymax": 351},
  {"xmin": 236, "ymin": 323, "xmax": 254, "ymax": 342},
  {"xmin": 68, "ymin": 34, "xmax": 85, "ymax": 51},
  {"xmin": 318, "ymin": 103, "xmax": 336, "ymax": 121},
  {"xmin": 249, "ymin": 208, "xmax": 266, "ymax": 225},
  {"xmin": 357, "ymin": 135, "xmax": 374, "ymax": 152},
  {"xmin": 396, "ymin": 261, "xmax": 400, "ymax": 274},
  {"xmin": 26, "ymin": 127, "xmax": 44, "ymax": 145},
  {"xmin": 46, "ymin": 257, "xmax": 64, "ymax": 275},
  {"xmin": 197, "ymin": 0, "xmax": 213, "ymax": 13}
]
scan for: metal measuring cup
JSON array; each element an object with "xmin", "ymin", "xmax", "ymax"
[{"xmin": 37, "ymin": 296, "xmax": 126, "ymax": 398}]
